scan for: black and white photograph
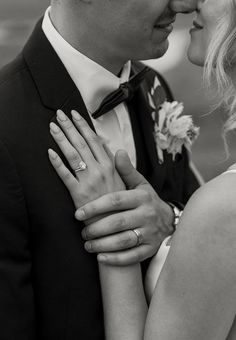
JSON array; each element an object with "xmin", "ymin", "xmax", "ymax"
[{"xmin": 0, "ymin": 0, "xmax": 236, "ymax": 339}]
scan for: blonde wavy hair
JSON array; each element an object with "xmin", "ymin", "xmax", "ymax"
[{"xmin": 203, "ymin": 0, "xmax": 236, "ymax": 139}]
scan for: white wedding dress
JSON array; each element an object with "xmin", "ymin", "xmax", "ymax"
[{"xmin": 145, "ymin": 234, "xmax": 172, "ymax": 302}]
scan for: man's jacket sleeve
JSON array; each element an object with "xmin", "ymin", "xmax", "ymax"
[{"xmin": 0, "ymin": 139, "xmax": 35, "ymax": 339}]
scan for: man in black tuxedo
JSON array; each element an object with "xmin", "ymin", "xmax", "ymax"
[{"xmin": 0, "ymin": 0, "xmax": 199, "ymax": 339}]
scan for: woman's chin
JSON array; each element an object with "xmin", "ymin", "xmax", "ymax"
[{"xmin": 187, "ymin": 48, "xmax": 205, "ymax": 67}]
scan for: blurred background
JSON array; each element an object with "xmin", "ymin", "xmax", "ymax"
[{"xmin": 1, "ymin": 0, "xmax": 236, "ymax": 181}]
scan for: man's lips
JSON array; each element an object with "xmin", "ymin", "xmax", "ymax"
[
  {"xmin": 155, "ymin": 19, "xmax": 176, "ymax": 29},
  {"xmin": 154, "ymin": 19, "xmax": 175, "ymax": 35}
]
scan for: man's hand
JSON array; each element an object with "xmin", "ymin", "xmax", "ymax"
[{"xmin": 76, "ymin": 150, "xmax": 174, "ymax": 266}]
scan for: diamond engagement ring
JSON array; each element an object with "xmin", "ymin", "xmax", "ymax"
[
  {"xmin": 74, "ymin": 161, "xmax": 87, "ymax": 173},
  {"xmin": 132, "ymin": 229, "xmax": 143, "ymax": 247}
]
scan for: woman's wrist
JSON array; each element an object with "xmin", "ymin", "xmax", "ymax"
[{"xmin": 99, "ymin": 262, "xmax": 147, "ymax": 340}]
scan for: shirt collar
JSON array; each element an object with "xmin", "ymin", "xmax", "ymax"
[{"xmin": 42, "ymin": 7, "xmax": 131, "ymax": 114}]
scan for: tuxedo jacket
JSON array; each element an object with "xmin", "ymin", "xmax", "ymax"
[{"xmin": 0, "ymin": 20, "xmax": 199, "ymax": 340}]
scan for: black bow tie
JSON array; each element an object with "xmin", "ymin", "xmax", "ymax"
[{"xmin": 92, "ymin": 66, "xmax": 150, "ymax": 119}]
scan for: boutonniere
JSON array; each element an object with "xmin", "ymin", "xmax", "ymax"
[{"xmin": 148, "ymin": 77, "xmax": 199, "ymax": 164}]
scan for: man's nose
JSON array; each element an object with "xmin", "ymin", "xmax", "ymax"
[{"xmin": 169, "ymin": 0, "xmax": 198, "ymax": 14}]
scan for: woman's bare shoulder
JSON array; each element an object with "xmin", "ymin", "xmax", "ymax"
[
  {"xmin": 147, "ymin": 171, "xmax": 236, "ymax": 340},
  {"xmin": 185, "ymin": 169, "xmax": 236, "ymax": 222},
  {"xmin": 176, "ymin": 171, "xmax": 236, "ymax": 269}
]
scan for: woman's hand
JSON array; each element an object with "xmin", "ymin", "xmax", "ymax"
[
  {"xmin": 75, "ymin": 151, "xmax": 174, "ymax": 266},
  {"xmin": 48, "ymin": 110, "xmax": 125, "ymax": 209},
  {"xmin": 48, "ymin": 110, "xmax": 174, "ymax": 265}
]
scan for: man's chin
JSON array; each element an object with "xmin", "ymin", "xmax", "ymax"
[
  {"xmin": 149, "ymin": 39, "xmax": 169, "ymax": 60},
  {"xmin": 131, "ymin": 39, "xmax": 169, "ymax": 62}
]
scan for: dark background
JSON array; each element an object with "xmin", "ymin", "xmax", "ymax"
[{"xmin": 1, "ymin": 0, "xmax": 236, "ymax": 181}]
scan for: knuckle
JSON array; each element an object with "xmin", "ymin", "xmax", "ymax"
[
  {"xmin": 69, "ymin": 151, "xmax": 79, "ymax": 165},
  {"xmin": 135, "ymin": 189, "xmax": 148, "ymax": 204},
  {"xmin": 87, "ymin": 133, "xmax": 99, "ymax": 144},
  {"xmin": 118, "ymin": 231, "xmax": 133, "ymax": 249},
  {"xmin": 92, "ymin": 241, "xmax": 101, "ymax": 252},
  {"xmin": 75, "ymin": 139, "xmax": 87, "ymax": 151},
  {"xmin": 64, "ymin": 120, "xmax": 74, "ymax": 130},
  {"xmin": 114, "ymin": 216, "xmax": 126, "ymax": 231},
  {"xmin": 86, "ymin": 184, "xmax": 98, "ymax": 196},
  {"xmin": 111, "ymin": 193, "xmax": 122, "ymax": 208},
  {"xmin": 96, "ymin": 135, "xmax": 103, "ymax": 143},
  {"xmin": 76, "ymin": 117, "xmax": 86, "ymax": 127},
  {"xmin": 92, "ymin": 168, "xmax": 104, "ymax": 182},
  {"xmin": 147, "ymin": 206, "xmax": 157, "ymax": 221},
  {"xmin": 61, "ymin": 170, "xmax": 71, "ymax": 181},
  {"xmin": 82, "ymin": 204, "xmax": 92, "ymax": 217},
  {"xmin": 99, "ymin": 172, "xmax": 107, "ymax": 183},
  {"xmin": 54, "ymin": 157, "xmax": 62, "ymax": 169},
  {"xmin": 142, "ymin": 190, "xmax": 152, "ymax": 202},
  {"xmin": 55, "ymin": 131, "xmax": 64, "ymax": 143},
  {"xmin": 127, "ymin": 230, "xmax": 135, "ymax": 244}
]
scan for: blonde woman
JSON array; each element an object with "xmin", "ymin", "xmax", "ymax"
[{"xmin": 49, "ymin": 0, "xmax": 236, "ymax": 339}]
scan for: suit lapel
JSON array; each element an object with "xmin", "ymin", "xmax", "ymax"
[
  {"xmin": 130, "ymin": 63, "xmax": 167, "ymax": 190},
  {"xmin": 23, "ymin": 19, "xmax": 95, "ymax": 131},
  {"xmin": 22, "ymin": 22, "xmax": 166, "ymax": 189}
]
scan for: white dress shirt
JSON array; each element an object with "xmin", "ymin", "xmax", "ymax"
[{"xmin": 42, "ymin": 7, "xmax": 136, "ymax": 167}]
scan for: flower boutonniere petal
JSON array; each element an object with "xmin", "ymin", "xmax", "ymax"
[
  {"xmin": 148, "ymin": 77, "xmax": 166, "ymax": 112},
  {"xmin": 148, "ymin": 77, "xmax": 199, "ymax": 164}
]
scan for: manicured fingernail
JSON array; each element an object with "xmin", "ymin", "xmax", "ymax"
[
  {"xmin": 84, "ymin": 242, "xmax": 92, "ymax": 252},
  {"xmin": 50, "ymin": 122, "xmax": 60, "ymax": 133},
  {"xmin": 48, "ymin": 149, "xmax": 57, "ymax": 160},
  {"xmin": 76, "ymin": 209, "xmax": 86, "ymax": 220},
  {"xmin": 71, "ymin": 110, "xmax": 82, "ymax": 121},
  {"xmin": 97, "ymin": 254, "xmax": 107, "ymax": 262},
  {"xmin": 57, "ymin": 110, "xmax": 67, "ymax": 121}
]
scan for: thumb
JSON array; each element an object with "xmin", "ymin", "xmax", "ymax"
[{"xmin": 115, "ymin": 150, "xmax": 147, "ymax": 189}]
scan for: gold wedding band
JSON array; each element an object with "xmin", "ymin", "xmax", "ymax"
[
  {"xmin": 74, "ymin": 161, "xmax": 87, "ymax": 173},
  {"xmin": 132, "ymin": 229, "xmax": 143, "ymax": 247}
]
